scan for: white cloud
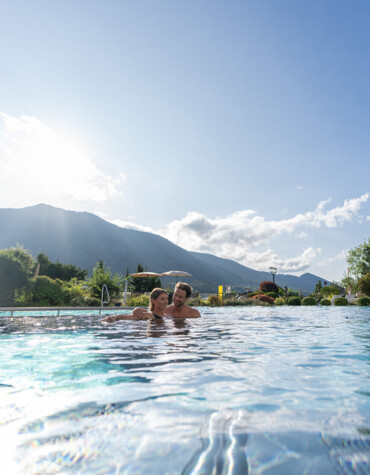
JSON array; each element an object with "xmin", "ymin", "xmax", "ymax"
[
  {"xmin": 161, "ymin": 194, "xmax": 368, "ymax": 251},
  {"xmin": 110, "ymin": 219, "xmax": 155, "ymax": 233},
  {"xmin": 0, "ymin": 112, "xmax": 126, "ymax": 210},
  {"xmin": 306, "ymin": 195, "xmax": 369, "ymax": 228},
  {"xmin": 294, "ymin": 231, "xmax": 307, "ymax": 239},
  {"xmin": 159, "ymin": 195, "xmax": 369, "ymax": 271},
  {"xmin": 94, "ymin": 210, "xmax": 155, "ymax": 233},
  {"xmin": 240, "ymin": 247, "xmax": 318, "ymax": 273}
]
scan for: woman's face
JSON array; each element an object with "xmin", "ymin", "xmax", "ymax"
[{"xmin": 153, "ymin": 292, "xmax": 169, "ymax": 309}]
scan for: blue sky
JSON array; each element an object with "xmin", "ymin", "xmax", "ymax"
[{"xmin": 0, "ymin": 0, "xmax": 369, "ymax": 281}]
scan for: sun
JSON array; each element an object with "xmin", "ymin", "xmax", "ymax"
[{"xmin": 0, "ymin": 112, "xmax": 125, "ymax": 208}]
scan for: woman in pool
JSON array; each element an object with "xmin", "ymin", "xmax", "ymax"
[{"xmin": 102, "ymin": 288, "xmax": 170, "ymax": 322}]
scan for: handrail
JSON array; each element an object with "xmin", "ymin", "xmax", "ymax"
[
  {"xmin": 101, "ymin": 284, "xmax": 110, "ymax": 306},
  {"xmin": 0, "ymin": 306, "xmax": 138, "ymax": 317}
]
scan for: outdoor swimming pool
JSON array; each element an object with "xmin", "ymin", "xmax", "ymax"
[{"xmin": 1, "ymin": 306, "xmax": 369, "ymax": 474}]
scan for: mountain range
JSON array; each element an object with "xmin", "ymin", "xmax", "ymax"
[{"xmin": 0, "ymin": 204, "xmax": 329, "ymax": 293}]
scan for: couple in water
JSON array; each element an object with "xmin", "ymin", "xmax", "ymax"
[{"xmin": 102, "ymin": 282, "xmax": 201, "ymax": 322}]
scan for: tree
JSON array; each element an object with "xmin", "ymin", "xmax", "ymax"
[
  {"xmin": 259, "ymin": 281, "xmax": 279, "ymax": 294},
  {"xmin": 347, "ymin": 238, "xmax": 370, "ymax": 280},
  {"xmin": 0, "ymin": 246, "xmax": 36, "ymax": 305},
  {"xmin": 340, "ymin": 275, "xmax": 359, "ymax": 294},
  {"xmin": 358, "ymin": 272, "xmax": 370, "ymax": 297},
  {"xmin": 313, "ymin": 280, "xmax": 323, "ymax": 300},
  {"xmin": 312, "ymin": 280, "xmax": 342, "ymax": 301},
  {"xmin": 321, "ymin": 284, "xmax": 342, "ymax": 297},
  {"xmin": 1, "ymin": 245, "xmax": 36, "ymax": 275},
  {"xmin": 87, "ymin": 261, "xmax": 123, "ymax": 300},
  {"xmin": 148, "ymin": 275, "xmax": 162, "ymax": 290},
  {"xmin": 130, "ymin": 264, "xmax": 145, "ymax": 292},
  {"xmin": 0, "ymin": 254, "xmax": 28, "ymax": 305},
  {"xmin": 129, "ymin": 263, "xmax": 162, "ymax": 292},
  {"xmin": 36, "ymin": 252, "xmax": 88, "ymax": 281}
]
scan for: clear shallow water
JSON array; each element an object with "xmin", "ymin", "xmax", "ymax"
[{"xmin": 0, "ymin": 306, "xmax": 369, "ymax": 474}]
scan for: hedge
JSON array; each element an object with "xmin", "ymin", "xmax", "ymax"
[
  {"xmin": 287, "ymin": 296, "xmax": 301, "ymax": 306},
  {"xmin": 333, "ymin": 297, "xmax": 348, "ymax": 306},
  {"xmin": 357, "ymin": 296, "xmax": 370, "ymax": 306}
]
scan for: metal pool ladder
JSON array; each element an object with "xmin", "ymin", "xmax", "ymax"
[{"xmin": 101, "ymin": 284, "xmax": 110, "ymax": 306}]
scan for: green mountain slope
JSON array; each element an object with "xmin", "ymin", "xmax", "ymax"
[{"xmin": 0, "ymin": 204, "xmax": 328, "ymax": 293}]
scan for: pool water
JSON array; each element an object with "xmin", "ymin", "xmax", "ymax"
[{"xmin": 0, "ymin": 306, "xmax": 369, "ymax": 474}]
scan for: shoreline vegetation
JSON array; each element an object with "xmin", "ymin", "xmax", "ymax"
[{"xmin": 1, "ymin": 239, "xmax": 369, "ymax": 308}]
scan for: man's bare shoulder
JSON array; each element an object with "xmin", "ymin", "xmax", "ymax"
[
  {"xmin": 166, "ymin": 304, "xmax": 201, "ymax": 318},
  {"xmin": 184, "ymin": 305, "xmax": 201, "ymax": 318}
]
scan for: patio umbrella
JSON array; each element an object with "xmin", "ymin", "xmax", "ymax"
[
  {"xmin": 130, "ymin": 271, "xmax": 163, "ymax": 292},
  {"xmin": 161, "ymin": 270, "xmax": 192, "ymax": 283}
]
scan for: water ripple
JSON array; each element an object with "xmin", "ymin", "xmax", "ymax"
[{"xmin": 0, "ymin": 306, "xmax": 369, "ymax": 473}]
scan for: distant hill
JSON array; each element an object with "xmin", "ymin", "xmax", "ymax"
[{"xmin": 0, "ymin": 204, "xmax": 329, "ymax": 293}]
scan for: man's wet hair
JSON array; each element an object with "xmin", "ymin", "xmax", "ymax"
[{"xmin": 175, "ymin": 282, "xmax": 192, "ymax": 298}]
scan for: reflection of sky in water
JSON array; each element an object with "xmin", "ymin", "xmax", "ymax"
[{"xmin": 0, "ymin": 307, "xmax": 369, "ymax": 473}]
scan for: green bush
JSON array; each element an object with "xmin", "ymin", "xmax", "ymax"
[
  {"xmin": 357, "ymin": 296, "xmax": 370, "ymax": 306},
  {"xmin": 333, "ymin": 297, "xmax": 348, "ymax": 306},
  {"xmin": 233, "ymin": 298, "xmax": 258, "ymax": 306},
  {"xmin": 62, "ymin": 279, "xmax": 90, "ymax": 306},
  {"xmin": 321, "ymin": 284, "xmax": 342, "ymax": 298},
  {"xmin": 84, "ymin": 297, "xmax": 101, "ymax": 306},
  {"xmin": 358, "ymin": 272, "xmax": 370, "ymax": 297},
  {"xmin": 187, "ymin": 296, "xmax": 206, "ymax": 306},
  {"xmin": 225, "ymin": 299, "xmax": 249, "ymax": 306},
  {"xmin": 320, "ymin": 298, "xmax": 331, "ymax": 306},
  {"xmin": 87, "ymin": 261, "xmax": 123, "ymax": 300},
  {"xmin": 287, "ymin": 290, "xmax": 299, "ymax": 297},
  {"xmin": 287, "ymin": 296, "xmax": 301, "ymax": 306},
  {"xmin": 127, "ymin": 295, "xmax": 149, "ymax": 307},
  {"xmin": 274, "ymin": 297, "xmax": 285, "ymax": 306},
  {"xmin": 247, "ymin": 291, "xmax": 260, "ymax": 297},
  {"xmin": 207, "ymin": 295, "xmax": 221, "ymax": 306},
  {"xmin": 302, "ymin": 297, "xmax": 317, "ymax": 306},
  {"xmin": 17, "ymin": 276, "xmax": 66, "ymax": 306},
  {"xmin": 0, "ymin": 246, "xmax": 35, "ymax": 305},
  {"xmin": 265, "ymin": 292, "xmax": 280, "ymax": 299}
]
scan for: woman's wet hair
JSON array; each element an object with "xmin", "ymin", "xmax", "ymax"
[
  {"xmin": 149, "ymin": 288, "xmax": 168, "ymax": 311},
  {"xmin": 175, "ymin": 282, "xmax": 192, "ymax": 298}
]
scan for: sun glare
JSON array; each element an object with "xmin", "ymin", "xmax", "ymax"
[{"xmin": 0, "ymin": 112, "xmax": 124, "ymax": 209}]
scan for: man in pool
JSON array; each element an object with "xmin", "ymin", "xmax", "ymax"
[{"xmin": 132, "ymin": 282, "xmax": 201, "ymax": 319}]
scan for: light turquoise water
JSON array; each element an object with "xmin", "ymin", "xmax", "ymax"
[{"xmin": 0, "ymin": 306, "xmax": 369, "ymax": 474}]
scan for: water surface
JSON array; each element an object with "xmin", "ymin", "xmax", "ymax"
[{"xmin": 1, "ymin": 306, "xmax": 369, "ymax": 474}]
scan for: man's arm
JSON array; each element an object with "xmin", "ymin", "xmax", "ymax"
[{"xmin": 186, "ymin": 307, "xmax": 201, "ymax": 318}]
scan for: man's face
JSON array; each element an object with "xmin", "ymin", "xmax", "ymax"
[{"xmin": 173, "ymin": 288, "xmax": 188, "ymax": 308}]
